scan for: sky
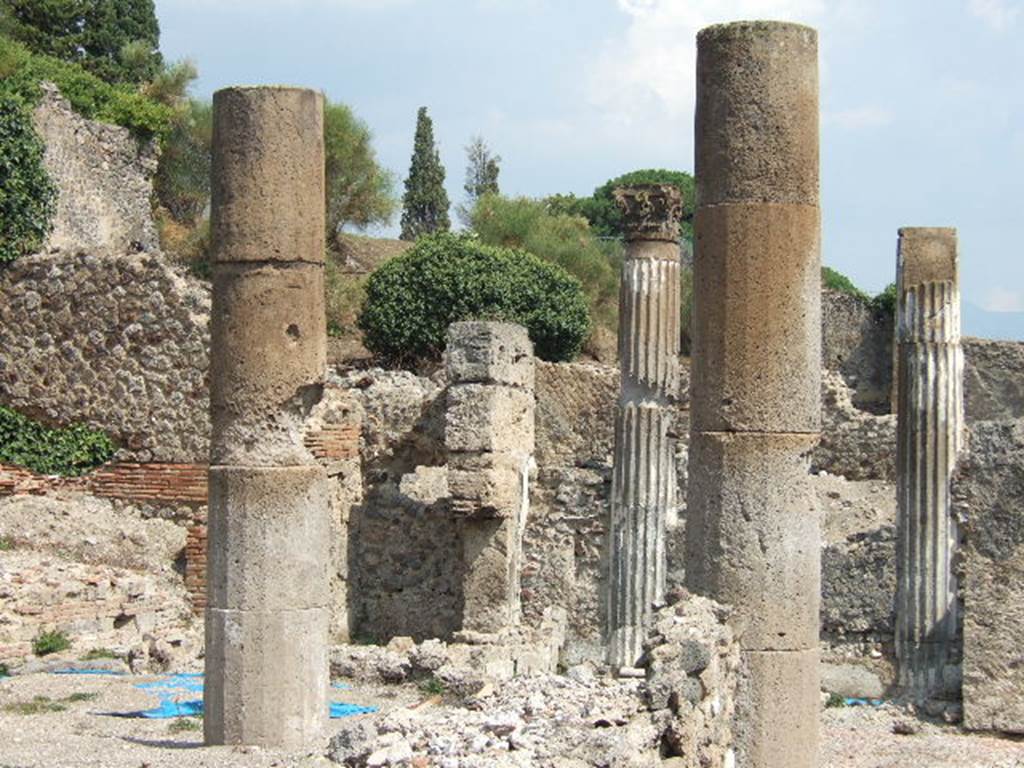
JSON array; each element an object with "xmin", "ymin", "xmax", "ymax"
[{"xmin": 155, "ymin": 0, "xmax": 1024, "ymax": 335}]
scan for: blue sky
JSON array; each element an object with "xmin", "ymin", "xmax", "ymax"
[{"xmin": 156, "ymin": 0, "xmax": 1023, "ymax": 332}]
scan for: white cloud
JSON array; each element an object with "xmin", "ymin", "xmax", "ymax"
[
  {"xmin": 824, "ymin": 105, "xmax": 894, "ymax": 130},
  {"xmin": 984, "ymin": 287, "xmax": 1024, "ymax": 312},
  {"xmin": 968, "ymin": 0, "xmax": 1020, "ymax": 30},
  {"xmin": 585, "ymin": 0, "xmax": 827, "ymax": 146}
]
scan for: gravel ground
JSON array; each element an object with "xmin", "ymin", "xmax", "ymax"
[{"xmin": 2, "ymin": 672, "xmax": 1023, "ymax": 767}]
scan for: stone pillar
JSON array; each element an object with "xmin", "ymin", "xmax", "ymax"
[
  {"xmin": 606, "ymin": 184, "xmax": 682, "ymax": 670},
  {"xmin": 205, "ymin": 86, "xmax": 329, "ymax": 749},
  {"xmin": 685, "ymin": 22, "xmax": 821, "ymax": 768},
  {"xmin": 894, "ymin": 227, "xmax": 963, "ymax": 701},
  {"xmin": 446, "ymin": 322, "xmax": 535, "ymax": 635}
]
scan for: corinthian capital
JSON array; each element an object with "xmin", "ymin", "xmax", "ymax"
[{"xmin": 613, "ymin": 184, "xmax": 683, "ymax": 242}]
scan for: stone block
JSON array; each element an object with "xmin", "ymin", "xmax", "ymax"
[
  {"xmin": 696, "ymin": 21, "xmax": 818, "ymax": 206},
  {"xmin": 446, "ymin": 322, "xmax": 534, "ymax": 389},
  {"xmin": 690, "ymin": 203, "xmax": 821, "ymax": 433},
  {"xmin": 734, "ymin": 649, "xmax": 820, "ymax": 768},
  {"xmin": 955, "ymin": 420, "xmax": 1024, "ymax": 733},
  {"xmin": 204, "ymin": 607, "xmax": 328, "ymax": 749},
  {"xmin": 461, "ymin": 517, "xmax": 520, "ymax": 634},
  {"xmin": 897, "ymin": 228, "xmax": 958, "ymax": 288},
  {"xmin": 446, "ymin": 384, "xmax": 535, "ymax": 454},
  {"xmin": 685, "ymin": 432, "xmax": 820, "ymax": 651},
  {"xmin": 210, "ymin": 262, "xmax": 326, "ymax": 465},
  {"xmin": 207, "ymin": 467, "xmax": 329, "ymax": 611},
  {"xmin": 448, "ymin": 452, "xmax": 525, "ymax": 518},
  {"xmin": 211, "ymin": 87, "xmax": 324, "ymax": 265}
]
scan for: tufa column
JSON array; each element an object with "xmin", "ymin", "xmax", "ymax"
[
  {"xmin": 446, "ymin": 321, "xmax": 535, "ymax": 635},
  {"xmin": 205, "ymin": 86, "xmax": 329, "ymax": 749},
  {"xmin": 685, "ymin": 22, "xmax": 822, "ymax": 768},
  {"xmin": 606, "ymin": 184, "xmax": 682, "ymax": 670},
  {"xmin": 894, "ymin": 227, "xmax": 963, "ymax": 702}
]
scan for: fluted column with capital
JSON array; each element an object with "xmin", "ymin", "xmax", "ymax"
[{"xmin": 607, "ymin": 184, "xmax": 682, "ymax": 670}]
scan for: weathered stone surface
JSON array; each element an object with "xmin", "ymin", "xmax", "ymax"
[
  {"xmin": 0, "ymin": 251, "xmax": 210, "ymax": 463},
  {"xmin": 894, "ymin": 227, "xmax": 963, "ymax": 702},
  {"xmin": 954, "ymin": 419, "xmax": 1024, "ymax": 733},
  {"xmin": 613, "ymin": 184, "xmax": 683, "ymax": 242},
  {"xmin": 33, "ymin": 82, "xmax": 159, "ymax": 255},
  {"xmin": 690, "ymin": 203, "xmax": 821, "ymax": 434},
  {"xmin": 734, "ymin": 650, "xmax": 820, "ymax": 768},
  {"xmin": 211, "ymin": 86, "xmax": 325, "ymax": 265},
  {"xmin": 814, "ymin": 370, "xmax": 896, "ymax": 481},
  {"xmin": 461, "ymin": 516, "xmax": 521, "ymax": 634},
  {"xmin": 209, "ymin": 262, "xmax": 326, "ymax": 466},
  {"xmin": 686, "ymin": 432, "xmax": 821, "ymax": 651},
  {"xmin": 204, "ymin": 607, "xmax": 329, "ymax": 748},
  {"xmin": 445, "ymin": 384, "xmax": 534, "ymax": 454},
  {"xmin": 822, "ymin": 525, "xmax": 896, "ymax": 637},
  {"xmin": 448, "ymin": 451, "xmax": 526, "ymax": 518},
  {"xmin": 695, "ymin": 22, "xmax": 819, "ymax": 206},
  {"xmin": 821, "ymin": 288, "xmax": 894, "ymax": 414},
  {"xmin": 207, "ymin": 467, "xmax": 330, "ymax": 611},
  {"xmin": 963, "ymin": 338, "xmax": 1024, "ymax": 423},
  {"xmin": 446, "ymin": 322, "xmax": 534, "ymax": 389}
]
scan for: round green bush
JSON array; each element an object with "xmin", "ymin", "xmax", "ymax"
[
  {"xmin": 358, "ymin": 232, "xmax": 591, "ymax": 363},
  {"xmin": 0, "ymin": 96, "xmax": 57, "ymax": 263}
]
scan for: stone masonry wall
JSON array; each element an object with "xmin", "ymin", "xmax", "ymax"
[
  {"xmin": 0, "ymin": 251, "xmax": 211, "ymax": 462},
  {"xmin": 33, "ymin": 82, "xmax": 160, "ymax": 256},
  {"xmin": 821, "ymin": 288, "xmax": 894, "ymax": 414}
]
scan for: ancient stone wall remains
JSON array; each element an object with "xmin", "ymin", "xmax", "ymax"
[
  {"xmin": 0, "ymin": 251, "xmax": 211, "ymax": 462},
  {"xmin": 821, "ymin": 288, "xmax": 894, "ymax": 414},
  {"xmin": 963, "ymin": 338, "xmax": 1024, "ymax": 423},
  {"xmin": 33, "ymin": 83, "xmax": 160, "ymax": 256}
]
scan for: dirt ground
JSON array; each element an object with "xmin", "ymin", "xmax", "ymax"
[{"xmin": 1, "ymin": 672, "xmax": 1023, "ymax": 767}]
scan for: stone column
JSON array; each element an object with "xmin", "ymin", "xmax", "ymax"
[
  {"xmin": 446, "ymin": 322, "xmax": 535, "ymax": 635},
  {"xmin": 205, "ymin": 86, "xmax": 329, "ymax": 749},
  {"xmin": 685, "ymin": 22, "xmax": 821, "ymax": 768},
  {"xmin": 606, "ymin": 184, "xmax": 682, "ymax": 670},
  {"xmin": 894, "ymin": 227, "xmax": 963, "ymax": 701}
]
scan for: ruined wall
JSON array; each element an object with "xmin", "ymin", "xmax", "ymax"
[
  {"xmin": 963, "ymin": 338, "xmax": 1024, "ymax": 423},
  {"xmin": 0, "ymin": 251, "xmax": 210, "ymax": 462},
  {"xmin": 33, "ymin": 83, "xmax": 160, "ymax": 256},
  {"xmin": 821, "ymin": 288, "xmax": 894, "ymax": 415}
]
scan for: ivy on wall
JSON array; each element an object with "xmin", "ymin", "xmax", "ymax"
[
  {"xmin": 0, "ymin": 406, "xmax": 115, "ymax": 476},
  {"xmin": 0, "ymin": 96, "xmax": 57, "ymax": 263}
]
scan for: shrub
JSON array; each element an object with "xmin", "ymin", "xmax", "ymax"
[
  {"xmin": 0, "ymin": 406, "xmax": 115, "ymax": 476},
  {"xmin": 325, "ymin": 255, "xmax": 369, "ymax": 338},
  {"xmin": 0, "ymin": 96, "xmax": 57, "ymax": 263},
  {"xmin": 32, "ymin": 629, "xmax": 71, "ymax": 656},
  {"xmin": 821, "ymin": 266, "xmax": 871, "ymax": 303},
  {"xmin": 358, "ymin": 232, "xmax": 590, "ymax": 363},
  {"xmin": 872, "ymin": 282, "xmax": 897, "ymax": 318}
]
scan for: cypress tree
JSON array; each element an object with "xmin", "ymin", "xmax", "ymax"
[{"xmin": 399, "ymin": 106, "xmax": 450, "ymax": 241}]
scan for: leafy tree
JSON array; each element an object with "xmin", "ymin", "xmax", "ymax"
[
  {"xmin": 0, "ymin": 0, "xmax": 162, "ymax": 84},
  {"xmin": 470, "ymin": 194, "xmax": 621, "ymax": 331},
  {"xmin": 359, "ymin": 232, "xmax": 590, "ymax": 363},
  {"xmin": 0, "ymin": 97, "xmax": 57, "ymax": 263},
  {"xmin": 154, "ymin": 99, "xmax": 211, "ymax": 224},
  {"xmin": 324, "ymin": 100, "xmax": 396, "ymax": 236},
  {"xmin": 400, "ymin": 106, "xmax": 449, "ymax": 241},
  {"xmin": 461, "ymin": 135, "xmax": 499, "ymax": 212}
]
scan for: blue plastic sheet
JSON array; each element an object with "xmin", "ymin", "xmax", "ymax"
[{"xmin": 51, "ymin": 668, "xmax": 127, "ymax": 676}]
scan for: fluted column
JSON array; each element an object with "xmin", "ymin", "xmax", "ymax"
[
  {"xmin": 607, "ymin": 184, "xmax": 682, "ymax": 669},
  {"xmin": 205, "ymin": 86, "xmax": 329, "ymax": 749},
  {"xmin": 686, "ymin": 22, "xmax": 821, "ymax": 768},
  {"xmin": 895, "ymin": 227, "xmax": 963, "ymax": 702}
]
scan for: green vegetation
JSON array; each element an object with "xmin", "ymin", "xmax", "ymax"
[
  {"xmin": 0, "ymin": 0, "xmax": 162, "ymax": 84},
  {"xmin": 80, "ymin": 648, "xmax": 119, "ymax": 661},
  {"xmin": 0, "ymin": 662, "xmax": 9, "ymax": 677},
  {"xmin": 470, "ymin": 194, "xmax": 621, "ymax": 332},
  {"xmin": 0, "ymin": 36, "xmax": 173, "ymax": 139},
  {"xmin": 825, "ymin": 692, "xmax": 846, "ymax": 709},
  {"xmin": 4, "ymin": 695, "xmax": 67, "ymax": 715},
  {"xmin": 0, "ymin": 406, "xmax": 114, "ymax": 476},
  {"xmin": 169, "ymin": 716, "xmax": 202, "ymax": 733},
  {"xmin": 154, "ymin": 99, "xmax": 210, "ymax": 225},
  {"xmin": 325, "ymin": 258, "xmax": 369, "ymax": 339},
  {"xmin": 359, "ymin": 232, "xmax": 590, "ymax": 363},
  {"xmin": 325, "ymin": 100, "xmax": 397, "ymax": 236},
  {"xmin": 872, "ymin": 282, "xmax": 897, "ymax": 317},
  {"xmin": 0, "ymin": 536, "xmax": 14, "ymax": 551},
  {"xmin": 66, "ymin": 692, "xmax": 98, "ymax": 703},
  {"xmin": 418, "ymin": 675, "xmax": 446, "ymax": 696},
  {"xmin": 400, "ymin": 107, "xmax": 450, "ymax": 241},
  {"xmin": 822, "ymin": 267, "xmax": 898, "ymax": 318},
  {"xmin": 546, "ymin": 168, "xmax": 696, "ymax": 242},
  {"xmin": 32, "ymin": 629, "xmax": 72, "ymax": 656},
  {"xmin": 459, "ymin": 135, "xmax": 500, "ymax": 223},
  {"xmin": 0, "ymin": 96, "xmax": 57, "ymax": 263}
]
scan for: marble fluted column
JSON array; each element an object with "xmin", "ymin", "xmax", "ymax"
[
  {"xmin": 685, "ymin": 22, "xmax": 822, "ymax": 768},
  {"xmin": 894, "ymin": 227, "xmax": 964, "ymax": 702},
  {"xmin": 205, "ymin": 86, "xmax": 329, "ymax": 749},
  {"xmin": 607, "ymin": 184, "xmax": 682, "ymax": 670}
]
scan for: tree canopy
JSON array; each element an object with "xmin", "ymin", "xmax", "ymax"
[{"xmin": 400, "ymin": 106, "xmax": 450, "ymax": 241}]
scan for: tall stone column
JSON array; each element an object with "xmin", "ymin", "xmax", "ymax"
[
  {"xmin": 685, "ymin": 22, "xmax": 821, "ymax": 768},
  {"xmin": 446, "ymin": 321, "xmax": 535, "ymax": 635},
  {"xmin": 606, "ymin": 184, "xmax": 682, "ymax": 670},
  {"xmin": 205, "ymin": 86, "xmax": 329, "ymax": 749},
  {"xmin": 894, "ymin": 227, "xmax": 963, "ymax": 701}
]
